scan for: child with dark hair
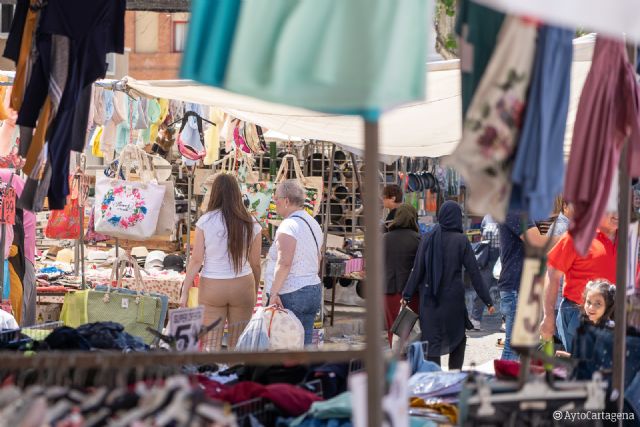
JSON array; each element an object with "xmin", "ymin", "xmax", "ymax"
[
  {"xmin": 582, "ymin": 279, "xmax": 615, "ymax": 327},
  {"xmin": 556, "ymin": 279, "xmax": 615, "ymax": 358}
]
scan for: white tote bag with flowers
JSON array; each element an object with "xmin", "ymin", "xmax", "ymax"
[{"xmin": 94, "ymin": 149, "xmax": 166, "ymax": 240}]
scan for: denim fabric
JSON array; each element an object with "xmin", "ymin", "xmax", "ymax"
[
  {"xmin": 471, "ymin": 268, "xmax": 497, "ymax": 321},
  {"xmin": 556, "ymin": 298, "xmax": 581, "ymax": 353},
  {"xmin": 626, "ymin": 372, "xmax": 640, "ymax": 419},
  {"xmin": 499, "ymin": 290, "xmax": 518, "ymax": 360},
  {"xmin": 280, "ymin": 284, "xmax": 322, "ymax": 346},
  {"xmin": 574, "ymin": 325, "xmax": 640, "ymax": 390}
]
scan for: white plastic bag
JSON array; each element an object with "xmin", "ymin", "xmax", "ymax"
[
  {"xmin": 236, "ymin": 307, "xmax": 270, "ymax": 351},
  {"xmin": 236, "ymin": 306, "xmax": 305, "ymax": 351},
  {"xmin": 493, "ymin": 258, "xmax": 502, "ymax": 280}
]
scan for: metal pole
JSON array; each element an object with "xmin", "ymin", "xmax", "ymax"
[
  {"xmin": 186, "ymin": 167, "xmax": 193, "ymax": 266},
  {"xmin": 320, "ymin": 144, "xmax": 337, "ymax": 325},
  {"xmin": 363, "ymin": 121, "xmax": 383, "ymax": 427},
  {"xmin": 612, "ymin": 42, "xmax": 637, "ymax": 420}
]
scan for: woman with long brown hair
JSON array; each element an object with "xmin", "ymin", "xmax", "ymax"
[{"xmin": 180, "ymin": 173, "xmax": 262, "ymax": 350}]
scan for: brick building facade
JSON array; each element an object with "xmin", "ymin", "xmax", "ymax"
[{"xmin": 125, "ymin": 11, "xmax": 189, "ymax": 80}]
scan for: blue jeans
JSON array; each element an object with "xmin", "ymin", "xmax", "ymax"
[
  {"xmin": 280, "ymin": 283, "xmax": 322, "ymax": 346},
  {"xmin": 499, "ymin": 290, "xmax": 518, "ymax": 361},
  {"xmin": 556, "ymin": 298, "xmax": 581, "ymax": 353}
]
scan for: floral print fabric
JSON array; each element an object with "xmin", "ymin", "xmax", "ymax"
[{"xmin": 445, "ymin": 17, "xmax": 537, "ymax": 222}]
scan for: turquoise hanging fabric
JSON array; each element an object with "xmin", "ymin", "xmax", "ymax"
[
  {"xmin": 2, "ymin": 260, "xmax": 9, "ymax": 300},
  {"xmin": 180, "ymin": 0, "xmax": 243, "ymax": 87},
  {"xmin": 181, "ymin": 0, "xmax": 430, "ymax": 120}
]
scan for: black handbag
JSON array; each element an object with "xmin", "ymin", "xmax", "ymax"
[{"xmin": 391, "ymin": 306, "xmax": 419, "ymax": 337}]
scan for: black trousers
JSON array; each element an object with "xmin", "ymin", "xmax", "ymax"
[{"xmin": 426, "ymin": 336, "xmax": 467, "ymax": 370}]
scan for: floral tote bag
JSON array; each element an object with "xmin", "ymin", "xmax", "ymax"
[
  {"xmin": 94, "ymin": 150, "xmax": 166, "ymax": 240},
  {"xmin": 267, "ymin": 154, "xmax": 323, "ymax": 223}
]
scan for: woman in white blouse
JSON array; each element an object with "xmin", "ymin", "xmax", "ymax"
[
  {"xmin": 180, "ymin": 173, "xmax": 262, "ymax": 350},
  {"xmin": 265, "ymin": 179, "xmax": 323, "ymax": 345}
]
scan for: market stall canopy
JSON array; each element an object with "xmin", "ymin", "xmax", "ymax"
[
  {"xmin": 124, "ymin": 36, "xmax": 595, "ymax": 160},
  {"xmin": 474, "ymin": 0, "xmax": 640, "ymax": 44}
]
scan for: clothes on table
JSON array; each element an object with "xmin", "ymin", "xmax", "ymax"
[{"xmin": 44, "ymin": 322, "xmax": 148, "ymax": 352}]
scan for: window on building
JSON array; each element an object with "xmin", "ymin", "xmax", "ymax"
[
  {"xmin": 105, "ymin": 53, "xmax": 116, "ymax": 76},
  {"xmin": 1, "ymin": 4, "xmax": 15, "ymax": 35},
  {"xmin": 173, "ymin": 21, "xmax": 187, "ymax": 52}
]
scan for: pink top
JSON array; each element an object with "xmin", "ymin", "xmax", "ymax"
[
  {"xmin": 0, "ymin": 170, "xmax": 36, "ymax": 263},
  {"xmin": 564, "ymin": 37, "xmax": 640, "ymax": 255}
]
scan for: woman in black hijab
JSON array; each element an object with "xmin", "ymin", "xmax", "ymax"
[{"xmin": 402, "ymin": 201, "xmax": 495, "ymax": 369}]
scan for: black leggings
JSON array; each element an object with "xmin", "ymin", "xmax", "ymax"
[{"xmin": 426, "ymin": 336, "xmax": 467, "ymax": 370}]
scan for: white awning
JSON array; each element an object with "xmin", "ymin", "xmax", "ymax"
[{"xmin": 124, "ymin": 36, "xmax": 595, "ymax": 159}]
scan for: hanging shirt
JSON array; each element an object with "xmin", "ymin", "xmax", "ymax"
[
  {"xmin": 509, "ymin": 26, "xmax": 574, "ymax": 221},
  {"xmin": 564, "ymin": 37, "xmax": 640, "ymax": 255},
  {"xmin": 444, "ymin": 17, "xmax": 537, "ymax": 222},
  {"xmin": 455, "ymin": 0, "xmax": 505, "ymax": 118},
  {"xmin": 497, "ymin": 213, "xmax": 535, "ymax": 292},
  {"xmin": 22, "ymin": 0, "xmax": 125, "ymax": 210},
  {"xmin": 547, "ymin": 230, "xmax": 617, "ymax": 305}
]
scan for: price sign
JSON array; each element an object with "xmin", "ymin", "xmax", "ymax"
[
  {"xmin": 512, "ymin": 258, "xmax": 544, "ymax": 348},
  {"xmin": 0, "ymin": 187, "xmax": 16, "ymax": 225},
  {"xmin": 169, "ymin": 306, "xmax": 204, "ymax": 351}
]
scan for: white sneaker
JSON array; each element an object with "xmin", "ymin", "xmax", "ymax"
[
  {"xmin": 471, "ymin": 319, "xmax": 482, "ymax": 330},
  {"xmin": 500, "ymin": 322, "xmax": 506, "ymax": 332}
]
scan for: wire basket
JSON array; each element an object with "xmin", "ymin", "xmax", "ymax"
[
  {"xmin": 21, "ymin": 321, "xmax": 63, "ymax": 341},
  {"xmin": 199, "ymin": 320, "xmax": 251, "ymax": 352},
  {"xmin": 0, "ymin": 321, "xmax": 63, "ymax": 346}
]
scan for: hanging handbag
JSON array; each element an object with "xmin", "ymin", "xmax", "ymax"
[
  {"xmin": 267, "ymin": 154, "xmax": 323, "ymax": 223},
  {"xmin": 94, "ymin": 147, "xmax": 166, "ymax": 240},
  {"xmin": 176, "ymin": 111, "xmax": 206, "ymax": 161},
  {"xmin": 45, "ymin": 175, "xmax": 85, "ymax": 240}
]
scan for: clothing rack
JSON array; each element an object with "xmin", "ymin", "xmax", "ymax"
[{"xmin": 0, "ymin": 349, "xmax": 366, "ymax": 370}]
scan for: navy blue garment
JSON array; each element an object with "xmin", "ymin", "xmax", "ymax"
[
  {"xmin": 404, "ymin": 201, "xmax": 492, "ymax": 357},
  {"xmin": 497, "ymin": 213, "xmax": 535, "ymax": 292},
  {"xmin": 574, "ymin": 324, "xmax": 640, "ymax": 391},
  {"xmin": 13, "ymin": 1, "xmax": 125, "ymax": 209},
  {"xmin": 45, "ymin": 326, "xmax": 92, "ymax": 351},
  {"xmin": 42, "ymin": 0, "xmax": 126, "ymax": 209},
  {"xmin": 510, "ymin": 26, "xmax": 574, "ymax": 220},
  {"xmin": 2, "ymin": 0, "xmax": 29, "ymax": 62},
  {"xmin": 76, "ymin": 322, "xmax": 148, "ymax": 352}
]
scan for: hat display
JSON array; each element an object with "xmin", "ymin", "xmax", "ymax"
[
  {"xmin": 131, "ymin": 246, "xmax": 149, "ymax": 259},
  {"xmin": 163, "ymin": 254, "xmax": 185, "ymax": 272},
  {"xmin": 56, "ymin": 248, "xmax": 75, "ymax": 264},
  {"xmin": 144, "ymin": 250, "xmax": 167, "ymax": 270}
]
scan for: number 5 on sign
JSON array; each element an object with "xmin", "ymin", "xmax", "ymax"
[
  {"xmin": 512, "ymin": 258, "xmax": 545, "ymax": 348},
  {"xmin": 169, "ymin": 306, "xmax": 204, "ymax": 351}
]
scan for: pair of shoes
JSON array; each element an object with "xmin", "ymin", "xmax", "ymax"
[
  {"xmin": 500, "ymin": 322, "xmax": 506, "ymax": 332},
  {"xmin": 470, "ymin": 319, "xmax": 482, "ymax": 331}
]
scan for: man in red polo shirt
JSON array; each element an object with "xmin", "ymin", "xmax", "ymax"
[{"xmin": 540, "ymin": 212, "xmax": 618, "ymax": 353}]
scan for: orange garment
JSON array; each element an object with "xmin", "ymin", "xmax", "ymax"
[
  {"xmin": 0, "ymin": 86, "xmax": 18, "ymax": 157},
  {"xmin": 7, "ymin": 245, "xmax": 22, "ymax": 324},
  {"xmin": 23, "ymin": 96, "xmax": 52, "ymax": 176},
  {"xmin": 409, "ymin": 397, "xmax": 458, "ymax": 424},
  {"xmin": 10, "ymin": 2, "xmax": 39, "ymax": 111}
]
